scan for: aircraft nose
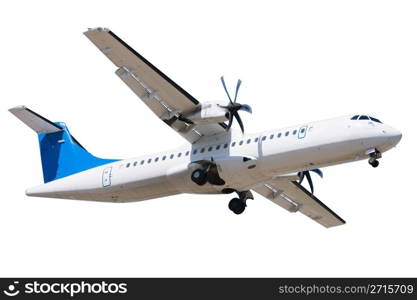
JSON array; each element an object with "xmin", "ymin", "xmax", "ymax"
[
  {"xmin": 384, "ymin": 127, "xmax": 402, "ymax": 146},
  {"xmin": 391, "ymin": 130, "xmax": 402, "ymax": 145}
]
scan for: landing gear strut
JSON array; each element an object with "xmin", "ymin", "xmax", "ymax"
[
  {"xmin": 368, "ymin": 149, "xmax": 381, "ymax": 168},
  {"xmin": 228, "ymin": 190, "xmax": 253, "ymax": 215}
]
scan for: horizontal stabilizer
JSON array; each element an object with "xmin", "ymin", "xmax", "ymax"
[{"xmin": 9, "ymin": 106, "xmax": 62, "ymax": 134}]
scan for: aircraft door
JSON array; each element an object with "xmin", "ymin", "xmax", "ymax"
[
  {"xmin": 102, "ymin": 167, "xmax": 112, "ymax": 187},
  {"xmin": 298, "ymin": 125, "xmax": 308, "ymax": 139}
]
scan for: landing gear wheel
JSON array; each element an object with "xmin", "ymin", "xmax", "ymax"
[
  {"xmin": 191, "ymin": 169, "xmax": 208, "ymax": 185},
  {"xmin": 368, "ymin": 158, "xmax": 379, "ymax": 168},
  {"xmin": 228, "ymin": 198, "xmax": 246, "ymax": 214}
]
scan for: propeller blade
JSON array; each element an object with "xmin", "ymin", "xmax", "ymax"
[
  {"xmin": 298, "ymin": 171, "xmax": 305, "ymax": 184},
  {"xmin": 239, "ymin": 104, "xmax": 252, "ymax": 114},
  {"xmin": 220, "ymin": 76, "xmax": 250, "ymax": 133},
  {"xmin": 226, "ymin": 112, "xmax": 234, "ymax": 131},
  {"xmin": 305, "ymin": 171, "xmax": 314, "ymax": 194},
  {"xmin": 234, "ymin": 111, "xmax": 245, "ymax": 133},
  {"xmin": 220, "ymin": 76, "xmax": 233, "ymax": 104},
  {"xmin": 311, "ymin": 168, "xmax": 323, "ymax": 178},
  {"xmin": 233, "ymin": 79, "xmax": 242, "ymax": 103}
]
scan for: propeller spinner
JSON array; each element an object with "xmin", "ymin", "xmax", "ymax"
[{"xmin": 220, "ymin": 76, "xmax": 252, "ymax": 133}]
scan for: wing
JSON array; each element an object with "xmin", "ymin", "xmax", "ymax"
[
  {"xmin": 252, "ymin": 175, "xmax": 345, "ymax": 228},
  {"xmin": 84, "ymin": 27, "xmax": 226, "ymax": 144}
]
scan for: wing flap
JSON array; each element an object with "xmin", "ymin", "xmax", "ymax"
[
  {"xmin": 253, "ymin": 177, "xmax": 345, "ymax": 228},
  {"xmin": 255, "ymin": 183, "xmax": 299, "ymax": 212},
  {"xmin": 290, "ymin": 182, "xmax": 345, "ymax": 227},
  {"xmin": 115, "ymin": 66, "xmax": 172, "ymax": 119}
]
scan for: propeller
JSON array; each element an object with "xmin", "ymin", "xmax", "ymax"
[
  {"xmin": 220, "ymin": 76, "xmax": 252, "ymax": 133},
  {"xmin": 297, "ymin": 168, "xmax": 323, "ymax": 194}
]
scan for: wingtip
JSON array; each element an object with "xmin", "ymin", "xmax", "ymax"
[
  {"xmin": 8, "ymin": 105, "xmax": 27, "ymax": 113},
  {"xmin": 84, "ymin": 27, "xmax": 110, "ymax": 34}
]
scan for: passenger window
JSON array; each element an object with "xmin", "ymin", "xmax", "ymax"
[
  {"xmin": 185, "ymin": 151, "xmax": 190, "ymax": 156},
  {"xmin": 200, "ymin": 148, "xmax": 205, "ymax": 153},
  {"xmin": 232, "ymin": 142, "xmax": 236, "ymax": 147},
  {"xmin": 224, "ymin": 143, "xmax": 228, "ymax": 148},
  {"xmin": 147, "ymin": 158, "xmax": 152, "ymax": 163},
  {"xmin": 162, "ymin": 156, "xmax": 166, "ymax": 160},
  {"xmin": 126, "ymin": 163, "xmax": 130, "ymax": 168},
  {"xmin": 300, "ymin": 128, "xmax": 305, "ymax": 134},
  {"xmin": 208, "ymin": 146, "xmax": 213, "ymax": 152},
  {"xmin": 133, "ymin": 161, "xmax": 138, "ymax": 166},
  {"xmin": 140, "ymin": 160, "xmax": 144, "ymax": 165},
  {"xmin": 277, "ymin": 133, "xmax": 282, "ymax": 138},
  {"xmin": 193, "ymin": 149, "xmax": 197, "ymax": 155},
  {"xmin": 292, "ymin": 130, "xmax": 297, "ymax": 135},
  {"xmin": 170, "ymin": 154, "xmax": 174, "ymax": 159},
  {"xmin": 239, "ymin": 140, "xmax": 243, "ymax": 145},
  {"xmin": 254, "ymin": 137, "xmax": 259, "ymax": 142},
  {"xmin": 154, "ymin": 157, "xmax": 159, "ymax": 162},
  {"xmin": 270, "ymin": 134, "xmax": 274, "ymax": 139},
  {"xmin": 285, "ymin": 131, "xmax": 289, "ymax": 136},
  {"xmin": 177, "ymin": 153, "xmax": 182, "ymax": 157},
  {"xmin": 262, "ymin": 136, "xmax": 266, "ymax": 141},
  {"xmin": 216, "ymin": 145, "xmax": 221, "ymax": 150},
  {"xmin": 247, "ymin": 139, "xmax": 251, "ymax": 144}
]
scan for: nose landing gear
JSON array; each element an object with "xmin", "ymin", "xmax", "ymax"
[
  {"xmin": 368, "ymin": 158, "xmax": 379, "ymax": 168},
  {"xmin": 367, "ymin": 149, "xmax": 381, "ymax": 168}
]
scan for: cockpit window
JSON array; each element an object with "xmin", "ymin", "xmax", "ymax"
[
  {"xmin": 370, "ymin": 117, "xmax": 382, "ymax": 123},
  {"xmin": 352, "ymin": 115, "xmax": 383, "ymax": 123}
]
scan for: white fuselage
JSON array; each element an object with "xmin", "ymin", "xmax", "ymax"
[{"xmin": 26, "ymin": 116, "xmax": 402, "ymax": 202}]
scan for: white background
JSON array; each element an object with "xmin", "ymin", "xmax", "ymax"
[{"xmin": 1, "ymin": 0, "xmax": 416, "ymax": 277}]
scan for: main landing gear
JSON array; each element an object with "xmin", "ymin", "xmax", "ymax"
[
  {"xmin": 368, "ymin": 149, "xmax": 382, "ymax": 168},
  {"xmin": 227, "ymin": 190, "xmax": 253, "ymax": 215},
  {"xmin": 191, "ymin": 169, "xmax": 207, "ymax": 185},
  {"xmin": 191, "ymin": 165, "xmax": 225, "ymax": 186}
]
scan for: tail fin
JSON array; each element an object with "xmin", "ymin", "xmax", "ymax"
[{"xmin": 9, "ymin": 106, "xmax": 118, "ymax": 183}]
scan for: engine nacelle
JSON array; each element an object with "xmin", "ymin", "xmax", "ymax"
[{"xmin": 184, "ymin": 102, "xmax": 229, "ymax": 124}]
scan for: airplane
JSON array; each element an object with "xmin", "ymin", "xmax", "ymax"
[{"xmin": 9, "ymin": 27, "xmax": 402, "ymax": 228}]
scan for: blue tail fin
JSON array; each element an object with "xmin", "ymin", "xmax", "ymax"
[
  {"xmin": 9, "ymin": 106, "xmax": 118, "ymax": 183},
  {"xmin": 38, "ymin": 122, "xmax": 118, "ymax": 182}
]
